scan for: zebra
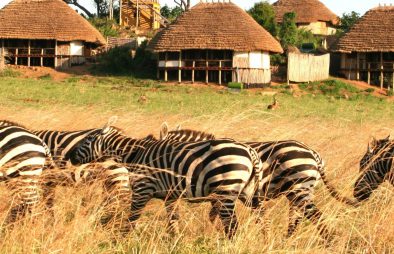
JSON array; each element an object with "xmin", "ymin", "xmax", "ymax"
[
  {"xmin": 0, "ymin": 120, "xmax": 52, "ymax": 224},
  {"xmin": 69, "ymin": 121, "xmax": 262, "ymax": 239},
  {"xmin": 354, "ymin": 136, "xmax": 394, "ymax": 202},
  {"xmin": 160, "ymin": 123, "xmax": 357, "ymax": 237}
]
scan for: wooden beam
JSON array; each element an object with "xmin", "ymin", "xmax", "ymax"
[
  {"xmin": 40, "ymin": 48, "xmax": 44, "ymax": 67},
  {"xmin": 119, "ymin": 0, "xmax": 122, "ymax": 25},
  {"xmin": 205, "ymin": 50, "xmax": 208, "ymax": 84},
  {"xmin": 219, "ymin": 60, "xmax": 222, "ymax": 85},
  {"xmin": 367, "ymin": 63, "xmax": 371, "ymax": 85},
  {"xmin": 27, "ymin": 40, "xmax": 31, "ymax": 67},
  {"xmin": 356, "ymin": 52, "xmax": 359, "ymax": 80},
  {"xmin": 136, "ymin": 0, "xmax": 139, "ymax": 28},
  {"xmin": 164, "ymin": 52, "xmax": 168, "ymax": 82},
  {"xmin": 15, "ymin": 48, "xmax": 18, "ymax": 65},
  {"xmin": 178, "ymin": 51, "xmax": 182, "ymax": 84},
  {"xmin": 192, "ymin": 61, "xmax": 195, "ymax": 83},
  {"xmin": 380, "ymin": 52, "xmax": 383, "ymax": 90},
  {"xmin": 54, "ymin": 40, "xmax": 57, "ymax": 68}
]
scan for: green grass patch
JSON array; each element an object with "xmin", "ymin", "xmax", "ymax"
[
  {"xmin": 0, "ymin": 76, "xmax": 393, "ymax": 122},
  {"xmin": 0, "ymin": 68, "xmax": 21, "ymax": 78}
]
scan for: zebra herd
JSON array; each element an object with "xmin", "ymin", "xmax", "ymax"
[{"xmin": 0, "ymin": 119, "xmax": 393, "ymax": 240}]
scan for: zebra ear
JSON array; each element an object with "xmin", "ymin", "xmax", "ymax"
[
  {"xmin": 101, "ymin": 116, "xmax": 118, "ymax": 135},
  {"xmin": 368, "ymin": 137, "xmax": 377, "ymax": 153},
  {"xmin": 384, "ymin": 135, "xmax": 391, "ymax": 141},
  {"xmin": 160, "ymin": 122, "xmax": 169, "ymax": 139},
  {"xmin": 175, "ymin": 124, "xmax": 181, "ymax": 131}
]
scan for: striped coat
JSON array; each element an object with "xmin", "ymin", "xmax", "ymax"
[{"xmin": 69, "ymin": 125, "xmax": 262, "ymax": 238}]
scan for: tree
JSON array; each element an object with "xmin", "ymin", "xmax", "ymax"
[
  {"xmin": 279, "ymin": 12, "xmax": 297, "ymax": 49},
  {"xmin": 92, "ymin": 0, "xmax": 109, "ymax": 18},
  {"xmin": 248, "ymin": 1, "xmax": 278, "ymax": 36},
  {"xmin": 339, "ymin": 11, "xmax": 360, "ymax": 33},
  {"xmin": 63, "ymin": 0, "xmax": 94, "ymax": 18},
  {"xmin": 161, "ymin": 5, "xmax": 182, "ymax": 22}
]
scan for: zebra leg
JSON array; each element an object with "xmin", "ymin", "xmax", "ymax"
[
  {"xmin": 286, "ymin": 190, "xmax": 329, "ymax": 238},
  {"xmin": 6, "ymin": 175, "xmax": 41, "ymax": 225},
  {"xmin": 165, "ymin": 200, "xmax": 180, "ymax": 235},
  {"xmin": 217, "ymin": 198, "xmax": 238, "ymax": 239},
  {"xmin": 208, "ymin": 200, "xmax": 221, "ymax": 224},
  {"xmin": 128, "ymin": 181, "xmax": 154, "ymax": 228}
]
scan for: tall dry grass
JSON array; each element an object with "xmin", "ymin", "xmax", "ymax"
[{"xmin": 0, "ymin": 105, "xmax": 393, "ymax": 253}]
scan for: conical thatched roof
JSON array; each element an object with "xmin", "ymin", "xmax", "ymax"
[
  {"xmin": 337, "ymin": 6, "xmax": 394, "ymax": 53},
  {"xmin": 273, "ymin": 0, "xmax": 338, "ymax": 25},
  {"xmin": 0, "ymin": 0, "xmax": 106, "ymax": 45},
  {"xmin": 148, "ymin": 2, "xmax": 283, "ymax": 53}
]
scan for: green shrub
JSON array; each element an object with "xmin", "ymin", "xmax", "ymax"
[
  {"xmin": 228, "ymin": 82, "xmax": 243, "ymax": 89},
  {"xmin": 387, "ymin": 89, "xmax": 394, "ymax": 97},
  {"xmin": 89, "ymin": 18, "xmax": 120, "ymax": 38},
  {"xmin": 364, "ymin": 88, "xmax": 375, "ymax": 93}
]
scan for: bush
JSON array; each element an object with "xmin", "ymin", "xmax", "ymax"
[
  {"xmin": 89, "ymin": 18, "xmax": 120, "ymax": 38},
  {"xmin": 92, "ymin": 41, "xmax": 156, "ymax": 78}
]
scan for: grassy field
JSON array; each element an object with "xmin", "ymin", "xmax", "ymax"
[{"xmin": 0, "ymin": 70, "xmax": 393, "ymax": 253}]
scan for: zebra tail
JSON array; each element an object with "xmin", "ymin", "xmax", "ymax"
[{"xmin": 319, "ymin": 168, "xmax": 359, "ymax": 207}]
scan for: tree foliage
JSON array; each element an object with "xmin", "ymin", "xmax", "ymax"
[
  {"xmin": 279, "ymin": 12, "xmax": 298, "ymax": 49},
  {"xmin": 248, "ymin": 1, "xmax": 278, "ymax": 36},
  {"xmin": 338, "ymin": 11, "xmax": 361, "ymax": 34},
  {"xmin": 160, "ymin": 5, "xmax": 182, "ymax": 22}
]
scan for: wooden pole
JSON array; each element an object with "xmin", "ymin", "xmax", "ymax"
[
  {"xmin": 54, "ymin": 40, "xmax": 57, "ymax": 68},
  {"xmin": 192, "ymin": 61, "xmax": 195, "ymax": 83},
  {"xmin": 164, "ymin": 52, "xmax": 168, "ymax": 82},
  {"xmin": 119, "ymin": 0, "xmax": 122, "ymax": 25},
  {"xmin": 392, "ymin": 63, "xmax": 394, "ymax": 92},
  {"xmin": 40, "ymin": 48, "xmax": 44, "ymax": 67},
  {"xmin": 178, "ymin": 51, "xmax": 182, "ymax": 84},
  {"xmin": 28, "ymin": 40, "xmax": 31, "ymax": 67},
  {"xmin": 205, "ymin": 50, "xmax": 208, "ymax": 84},
  {"xmin": 380, "ymin": 52, "xmax": 383, "ymax": 90},
  {"xmin": 356, "ymin": 52, "xmax": 360, "ymax": 80},
  {"xmin": 15, "ymin": 48, "xmax": 18, "ymax": 65},
  {"xmin": 367, "ymin": 63, "xmax": 371, "ymax": 85},
  {"xmin": 219, "ymin": 60, "xmax": 222, "ymax": 85}
]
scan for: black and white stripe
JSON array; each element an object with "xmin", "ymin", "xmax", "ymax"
[
  {"xmin": 161, "ymin": 126, "xmax": 357, "ymax": 237},
  {"xmin": 69, "ymin": 124, "xmax": 262, "ymax": 238},
  {"xmin": 354, "ymin": 136, "xmax": 394, "ymax": 201},
  {"xmin": 0, "ymin": 120, "xmax": 51, "ymax": 223}
]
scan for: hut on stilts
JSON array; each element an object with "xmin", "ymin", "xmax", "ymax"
[
  {"xmin": 0, "ymin": 0, "xmax": 106, "ymax": 69},
  {"xmin": 337, "ymin": 5, "xmax": 394, "ymax": 90},
  {"xmin": 148, "ymin": 1, "xmax": 283, "ymax": 87}
]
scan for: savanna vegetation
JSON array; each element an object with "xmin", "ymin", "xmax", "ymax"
[{"xmin": 0, "ymin": 68, "xmax": 393, "ymax": 253}]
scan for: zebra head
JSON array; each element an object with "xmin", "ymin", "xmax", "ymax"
[
  {"xmin": 70, "ymin": 117, "xmax": 121, "ymax": 165},
  {"xmin": 354, "ymin": 136, "xmax": 393, "ymax": 201}
]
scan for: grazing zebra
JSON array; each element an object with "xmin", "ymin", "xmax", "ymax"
[
  {"xmin": 160, "ymin": 124, "xmax": 357, "ymax": 237},
  {"xmin": 354, "ymin": 136, "xmax": 394, "ymax": 201},
  {"xmin": 0, "ymin": 120, "xmax": 52, "ymax": 224},
  {"xmin": 69, "ymin": 122, "xmax": 262, "ymax": 239}
]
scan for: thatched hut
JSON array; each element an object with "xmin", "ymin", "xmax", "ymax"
[
  {"xmin": 0, "ymin": 0, "xmax": 106, "ymax": 69},
  {"xmin": 273, "ymin": 0, "xmax": 338, "ymax": 48},
  {"xmin": 337, "ymin": 6, "xmax": 394, "ymax": 90},
  {"xmin": 148, "ymin": 1, "xmax": 283, "ymax": 86}
]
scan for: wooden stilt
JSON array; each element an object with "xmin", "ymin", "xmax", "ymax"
[
  {"xmin": 15, "ymin": 48, "xmax": 18, "ymax": 65},
  {"xmin": 205, "ymin": 50, "xmax": 208, "ymax": 84},
  {"xmin": 178, "ymin": 51, "xmax": 182, "ymax": 84},
  {"xmin": 367, "ymin": 63, "xmax": 371, "ymax": 85},
  {"xmin": 356, "ymin": 53, "xmax": 360, "ymax": 80},
  {"xmin": 219, "ymin": 60, "xmax": 222, "ymax": 85},
  {"xmin": 392, "ymin": 63, "xmax": 394, "ymax": 92},
  {"xmin": 54, "ymin": 40, "xmax": 57, "ymax": 68},
  {"xmin": 40, "ymin": 49, "xmax": 44, "ymax": 67},
  {"xmin": 192, "ymin": 61, "xmax": 195, "ymax": 83},
  {"xmin": 380, "ymin": 52, "xmax": 383, "ymax": 90},
  {"xmin": 164, "ymin": 52, "xmax": 168, "ymax": 82},
  {"xmin": 27, "ymin": 40, "xmax": 31, "ymax": 67}
]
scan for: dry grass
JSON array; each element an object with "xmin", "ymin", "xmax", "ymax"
[{"xmin": 0, "ymin": 76, "xmax": 393, "ymax": 253}]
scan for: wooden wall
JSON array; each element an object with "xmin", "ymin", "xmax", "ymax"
[{"xmin": 288, "ymin": 52, "xmax": 330, "ymax": 82}]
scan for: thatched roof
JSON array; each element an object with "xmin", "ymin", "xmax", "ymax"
[
  {"xmin": 148, "ymin": 2, "xmax": 283, "ymax": 53},
  {"xmin": 337, "ymin": 6, "xmax": 394, "ymax": 53},
  {"xmin": 273, "ymin": 0, "xmax": 339, "ymax": 25},
  {"xmin": 0, "ymin": 0, "xmax": 106, "ymax": 45}
]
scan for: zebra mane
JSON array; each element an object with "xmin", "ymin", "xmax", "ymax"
[
  {"xmin": 168, "ymin": 129, "xmax": 216, "ymax": 140},
  {"xmin": 0, "ymin": 120, "xmax": 26, "ymax": 128}
]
